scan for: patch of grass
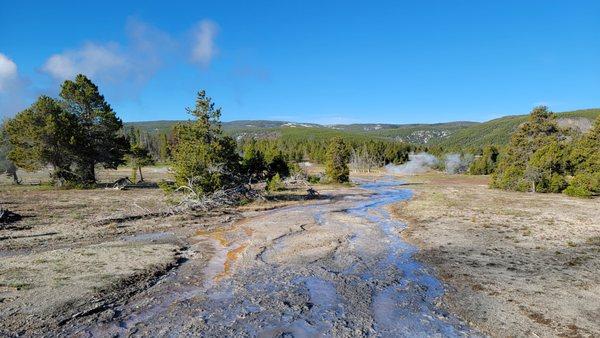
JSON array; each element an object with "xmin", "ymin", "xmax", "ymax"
[
  {"xmin": 567, "ymin": 255, "xmax": 589, "ymax": 266},
  {"xmin": 0, "ymin": 282, "xmax": 34, "ymax": 290},
  {"xmin": 585, "ymin": 236, "xmax": 600, "ymax": 246}
]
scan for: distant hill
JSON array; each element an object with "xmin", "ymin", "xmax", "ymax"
[
  {"xmin": 433, "ymin": 108, "xmax": 600, "ymax": 150},
  {"xmin": 125, "ymin": 108, "xmax": 600, "ymax": 149},
  {"xmin": 125, "ymin": 119, "xmax": 479, "ymax": 144},
  {"xmin": 360, "ymin": 121, "xmax": 478, "ymax": 144}
]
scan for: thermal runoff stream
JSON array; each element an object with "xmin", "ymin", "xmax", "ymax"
[{"xmin": 68, "ymin": 179, "xmax": 479, "ymax": 337}]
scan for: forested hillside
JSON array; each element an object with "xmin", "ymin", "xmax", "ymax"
[
  {"xmin": 435, "ymin": 109, "xmax": 600, "ymax": 150},
  {"xmin": 126, "ymin": 108, "xmax": 600, "ymax": 150},
  {"xmin": 125, "ymin": 119, "xmax": 476, "ymax": 144}
]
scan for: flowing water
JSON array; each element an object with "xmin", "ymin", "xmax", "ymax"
[
  {"xmin": 68, "ymin": 178, "xmax": 479, "ymax": 337},
  {"xmin": 347, "ymin": 179, "xmax": 474, "ymax": 336}
]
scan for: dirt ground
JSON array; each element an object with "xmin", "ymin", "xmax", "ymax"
[
  {"xmin": 3, "ymin": 166, "xmax": 598, "ymax": 337},
  {"xmin": 391, "ymin": 172, "xmax": 600, "ymax": 337},
  {"xmin": 0, "ymin": 166, "xmax": 478, "ymax": 336},
  {"xmin": 0, "ymin": 166, "xmax": 347, "ymax": 336}
]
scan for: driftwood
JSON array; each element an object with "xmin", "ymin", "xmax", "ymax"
[
  {"xmin": 177, "ymin": 185, "xmax": 263, "ymax": 212},
  {"xmin": 0, "ymin": 209, "xmax": 22, "ymax": 225},
  {"xmin": 109, "ymin": 177, "xmax": 133, "ymax": 190},
  {"xmin": 91, "ymin": 185, "xmax": 262, "ymax": 227},
  {"xmin": 306, "ymin": 188, "xmax": 320, "ymax": 199}
]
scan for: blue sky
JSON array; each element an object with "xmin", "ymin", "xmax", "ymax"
[{"xmin": 1, "ymin": 1, "xmax": 599, "ymax": 124}]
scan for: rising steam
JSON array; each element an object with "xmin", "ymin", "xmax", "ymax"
[
  {"xmin": 385, "ymin": 152, "xmax": 439, "ymax": 175},
  {"xmin": 444, "ymin": 153, "xmax": 474, "ymax": 174},
  {"xmin": 386, "ymin": 152, "xmax": 474, "ymax": 175}
]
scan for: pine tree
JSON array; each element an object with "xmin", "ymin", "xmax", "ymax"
[
  {"xmin": 242, "ymin": 141, "xmax": 267, "ymax": 183},
  {"xmin": 171, "ymin": 90, "xmax": 241, "ymax": 196},
  {"xmin": 0, "ymin": 125, "xmax": 20, "ymax": 184},
  {"xmin": 267, "ymin": 153, "xmax": 290, "ymax": 179},
  {"xmin": 159, "ymin": 132, "xmax": 170, "ymax": 162},
  {"xmin": 128, "ymin": 137, "xmax": 155, "ymax": 182},
  {"xmin": 325, "ymin": 137, "xmax": 350, "ymax": 183},
  {"xmin": 4, "ymin": 96, "xmax": 78, "ymax": 183},
  {"xmin": 491, "ymin": 106, "xmax": 562, "ymax": 191},
  {"xmin": 60, "ymin": 74, "xmax": 129, "ymax": 184},
  {"xmin": 469, "ymin": 145, "xmax": 499, "ymax": 175},
  {"xmin": 564, "ymin": 115, "xmax": 600, "ymax": 197}
]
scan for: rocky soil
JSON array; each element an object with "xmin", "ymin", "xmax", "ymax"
[
  {"xmin": 1, "ymin": 176, "xmax": 480, "ymax": 336},
  {"xmin": 392, "ymin": 173, "xmax": 600, "ymax": 337}
]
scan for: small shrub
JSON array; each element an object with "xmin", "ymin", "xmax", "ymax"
[
  {"xmin": 131, "ymin": 167, "xmax": 138, "ymax": 183},
  {"xmin": 266, "ymin": 173, "xmax": 285, "ymax": 192},
  {"xmin": 548, "ymin": 174, "xmax": 568, "ymax": 193},
  {"xmin": 563, "ymin": 185, "xmax": 592, "ymax": 198},
  {"xmin": 158, "ymin": 179, "xmax": 177, "ymax": 193},
  {"xmin": 563, "ymin": 172, "xmax": 600, "ymax": 198},
  {"xmin": 307, "ymin": 175, "xmax": 321, "ymax": 184}
]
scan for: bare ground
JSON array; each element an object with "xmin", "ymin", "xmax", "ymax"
[
  {"xmin": 391, "ymin": 173, "xmax": 600, "ymax": 337},
  {"xmin": 1, "ymin": 167, "xmax": 479, "ymax": 336},
  {"xmin": 0, "ymin": 167, "xmax": 354, "ymax": 336},
  {"xmin": 4, "ymin": 167, "xmax": 597, "ymax": 337}
]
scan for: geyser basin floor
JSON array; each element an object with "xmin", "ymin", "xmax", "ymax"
[{"xmin": 60, "ymin": 179, "xmax": 479, "ymax": 337}]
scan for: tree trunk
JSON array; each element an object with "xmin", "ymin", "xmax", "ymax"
[
  {"xmin": 81, "ymin": 163, "xmax": 96, "ymax": 185},
  {"xmin": 10, "ymin": 170, "xmax": 20, "ymax": 185},
  {"xmin": 138, "ymin": 166, "xmax": 144, "ymax": 182}
]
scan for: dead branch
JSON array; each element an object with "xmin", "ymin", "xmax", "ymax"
[
  {"xmin": 0, "ymin": 209, "xmax": 22, "ymax": 226},
  {"xmin": 90, "ymin": 184, "xmax": 262, "ymax": 227}
]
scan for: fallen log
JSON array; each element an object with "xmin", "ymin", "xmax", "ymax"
[
  {"xmin": 0, "ymin": 209, "xmax": 22, "ymax": 225},
  {"xmin": 306, "ymin": 188, "xmax": 320, "ymax": 199},
  {"xmin": 108, "ymin": 177, "xmax": 133, "ymax": 190}
]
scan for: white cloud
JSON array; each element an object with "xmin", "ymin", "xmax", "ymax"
[
  {"xmin": 190, "ymin": 20, "xmax": 219, "ymax": 67},
  {"xmin": 0, "ymin": 53, "xmax": 33, "ymax": 118},
  {"xmin": 3, "ymin": 18, "xmax": 226, "ymax": 118},
  {"xmin": 42, "ymin": 42, "xmax": 127, "ymax": 82},
  {"xmin": 40, "ymin": 18, "xmax": 219, "ymax": 89},
  {"xmin": 0, "ymin": 53, "xmax": 18, "ymax": 92},
  {"xmin": 40, "ymin": 18, "xmax": 176, "ymax": 95}
]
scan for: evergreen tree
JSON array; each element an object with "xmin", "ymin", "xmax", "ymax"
[
  {"xmin": 0, "ymin": 125, "xmax": 20, "ymax": 184},
  {"xmin": 241, "ymin": 141, "xmax": 267, "ymax": 183},
  {"xmin": 325, "ymin": 137, "xmax": 350, "ymax": 183},
  {"xmin": 569, "ymin": 115, "xmax": 600, "ymax": 175},
  {"xmin": 564, "ymin": 116, "xmax": 600, "ymax": 197},
  {"xmin": 159, "ymin": 132, "xmax": 170, "ymax": 162},
  {"xmin": 266, "ymin": 173, "xmax": 284, "ymax": 192},
  {"xmin": 491, "ymin": 106, "xmax": 562, "ymax": 191},
  {"xmin": 60, "ymin": 74, "xmax": 129, "ymax": 184},
  {"xmin": 4, "ymin": 96, "xmax": 78, "ymax": 183},
  {"xmin": 267, "ymin": 153, "xmax": 290, "ymax": 179},
  {"xmin": 171, "ymin": 90, "xmax": 241, "ymax": 196},
  {"xmin": 469, "ymin": 145, "xmax": 499, "ymax": 175},
  {"xmin": 127, "ymin": 140, "xmax": 155, "ymax": 182},
  {"xmin": 527, "ymin": 140, "xmax": 568, "ymax": 192}
]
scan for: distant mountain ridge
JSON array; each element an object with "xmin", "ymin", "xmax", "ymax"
[
  {"xmin": 435, "ymin": 108, "xmax": 600, "ymax": 150},
  {"xmin": 125, "ymin": 108, "xmax": 600, "ymax": 148}
]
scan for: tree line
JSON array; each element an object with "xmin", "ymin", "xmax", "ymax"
[
  {"xmin": 1, "ymin": 76, "xmax": 412, "ymax": 192},
  {"xmin": 466, "ymin": 106, "xmax": 599, "ymax": 197}
]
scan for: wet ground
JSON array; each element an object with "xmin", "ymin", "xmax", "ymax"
[{"xmin": 61, "ymin": 179, "xmax": 479, "ymax": 337}]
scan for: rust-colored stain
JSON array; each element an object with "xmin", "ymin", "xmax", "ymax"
[
  {"xmin": 242, "ymin": 226, "xmax": 254, "ymax": 236},
  {"xmin": 196, "ymin": 228, "xmax": 230, "ymax": 246},
  {"xmin": 214, "ymin": 244, "xmax": 247, "ymax": 281}
]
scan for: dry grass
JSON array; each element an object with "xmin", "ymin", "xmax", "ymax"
[{"xmin": 391, "ymin": 172, "xmax": 600, "ymax": 337}]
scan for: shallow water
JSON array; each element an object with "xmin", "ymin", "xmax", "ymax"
[
  {"xmin": 349, "ymin": 178, "xmax": 473, "ymax": 336},
  {"xmin": 75, "ymin": 178, "xmax": 478, "ymax": 337}
]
